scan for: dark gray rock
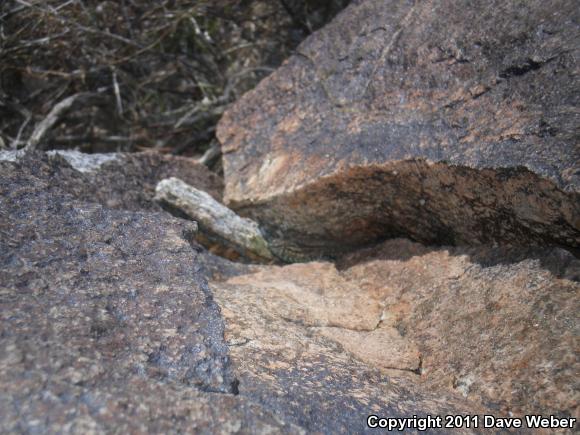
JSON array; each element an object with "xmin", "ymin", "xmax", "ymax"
[
  {"xmin": 0, "ymin": 150, "xmax": 224, "ymax": 210},
  {"xmin": 218, "ymin": 0, "xmax": 580, "ymax": 259},
  {"xmin": 0, "ymin": 154, "xmax": 302, "ymax": 433},
  {"xmin": 0, "ymin": 155, "xmax": 260, "ymax": 432}
]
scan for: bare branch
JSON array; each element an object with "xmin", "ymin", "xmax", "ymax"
[
  {"xmin": 197, "ymin": 140, "xmax": 222, "ymax": 167},
  {"xmin": 111, "ymin": 68, "xmax": 124, "ymax": 117},
  {"xmin": 25, "ymin": 93, "xmax": 93, "ymax": 151},
  {"xmin": 12, "ymin": 112, "xmax": 31, "ymax": 149}
]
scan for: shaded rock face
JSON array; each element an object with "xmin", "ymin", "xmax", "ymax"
[
  {"xmin": 213, "ymin": 240, "xmax": 580, "ymax": 419},
  {"xmin": 218, "ymin": 0, "xmax": 580, "ymax": 258}
]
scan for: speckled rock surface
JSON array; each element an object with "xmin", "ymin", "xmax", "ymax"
[
  {"xmin": 339, "ymin": 240, "xmax": 580, "ymax": 418},
  {"xmin": 0, "ymin": 150, "xmax": 223, "ymax": 209},
  {"xmin": 0, "ymin": 155, "xmax": 270, "ymax": 433},
  {"xmin": 218, "ymin": 0, "xmax": 580, "ymax": 258},
  {"xmin": 211, "ymin": 271, "xmax": 488, "ymax": 434},
  {"xmin": 211, "ymin": 240, "xmax": 579, "ymax": 419},
  {"xmin": 1, "ymin": 154, "xmax": 493, "ymax": 433}
]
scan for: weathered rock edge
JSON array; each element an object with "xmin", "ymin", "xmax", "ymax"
[
  {"xmin": 0, "ymin": 155, "xmax": 280, "ymax": 433},
  {"xmin": 211, "ymin": 239, "xmax": 579, "ymax": 422},
  {"xmin": 230, "ymin": 160, "xmax": 579, "ymax": 261},
  {"xmin": 0, "ymin": 149, "xmax": 224, "ymax": 210},
  {"xmin": 218, "ymin": 0, "xmax": 580, "ymax": 258},
  {"xmin": 211, "ymin": 268, "xmax": 491, "ymax": 435}
]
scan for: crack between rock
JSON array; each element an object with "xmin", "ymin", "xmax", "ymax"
[
  {"xmin": 380, "ymin": 366, "xmax": 418, "ymax": 374},
  {"xmin": 441, "ymin": 86, "xmax": 492, "ymax": 110},
  {"xmin": 279, "ymin": 315, "xmax": 380, "ymax": 333},
  {"xmin": 499, "ymin": 55, "xmax": 559, "ymax": 79},
  {"xmin": 440, "ymin": 52, "xmax": 564, "ymax": 112}
]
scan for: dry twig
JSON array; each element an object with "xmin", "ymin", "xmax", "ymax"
[
  {"xmin": 1, "ymin": 0, "xmax": 350, "ymax": 156},
  {"xmin": 25, "ymin": 93, "xmax": 95, "ymax": 151}
]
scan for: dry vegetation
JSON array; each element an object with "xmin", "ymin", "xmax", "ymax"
[{"xmin": 0, "ymin": 0, "xmax": 348, "ymax": 161}]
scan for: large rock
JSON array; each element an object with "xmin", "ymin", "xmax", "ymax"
[
  {"xmin": 0, "ymin": 155, "xmax": 259, "ymax": 433},
  {"xmin": 211, "ymin": 268, "xmax": 488, "ymax": 434},
  {"xmin": 212, "ymin": 240, "xmax": 580, "ymax": 419},
  {"xmin": 0, "ymin": 154, "xmax": 490, "ymax": 433},
  {"xmin": 218, "ymin": 0, "xmax": 580, "ymax": 259},
  {"xmin": 340, "ymin": 240, "xmax": 580, "ymax": 417}
]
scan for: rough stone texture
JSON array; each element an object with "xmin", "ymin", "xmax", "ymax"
[
  {"xmin": 0, "ymin": 155, "xmax": 305, "ymax": 434},
  {"xmin": 0, "ymin": 150, "xmax": 223, "ymax": 210},
  {"xmin": 0, "ymin": 156, "xmax": 276, "ymax": 433},
  {"xmin": 46, "ymin": 150, "xmax": 120, "ymax": 173},
  {"xmin": 0, "ymin": 151, "xmax": 226, "ymax": 261},
  {"xmin": 1, "ymin": 154, "xmax": 493, "ymax": 433},
  {"xmin": 211, "ymin": 273, "xmax": 488, "ymax": 435},
  {"xmin": 211, "ymin": 239, "xmax": 579, "ymax": 419},
  {"xmin": 1, "ymin": 379, "xmax": 301, "ymax": 435},
  {"xmin": 218, "ymin": 0, "xmax": 580, "ymax": 258},
  {"xmin": 339, "ymin": 240, "xmax": 580, "ymax": 418},
  {"xmin": 220, "ymin": 262, "xmax": 383, "ymax": 331},
  {"xmin": 314, "ymin": 326, "xmax": 421, "ymax": 374},
  {"xmin": 155, "ymin": 178, "xmax": 273, "ymax": 262}
]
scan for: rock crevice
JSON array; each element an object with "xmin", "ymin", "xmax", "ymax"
[{"xmin": 232, "ymin": 160, "xmax": 579, "ymax": 261}]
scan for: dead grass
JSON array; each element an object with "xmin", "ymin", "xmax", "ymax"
[{"xmin": 0, "ymin": 0, "xmax": 349, "ymax": 158}]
